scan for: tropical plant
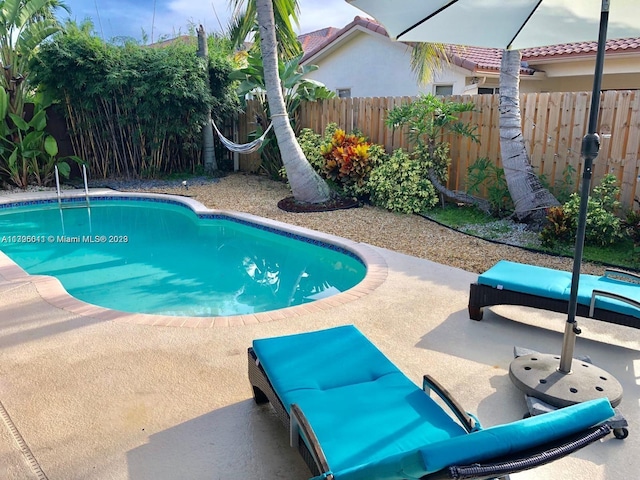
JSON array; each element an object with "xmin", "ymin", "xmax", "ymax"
[
  {"xmin": 368, "ymin": 148, "xmax": 438, "ymax": 214},
  {"xmin": 623, "ymin": 209, "xmax": 640, "ymax": 258},
  {"xmin": 540, "ymin": 174, "xmax": 622, "ymax": 247},
  {"xmin": 409, "ymin": 43, "xmax": 450, "ymax": 86},
  {"xmin": 0, "ymin": 0, "xmax": 68, "ymax": 118},
  {"xmin": 387, "ymin": 94, "xmax": 477, "ymax": 171},
  {"xmin": 384, "ymin": 94, "xmax": 478, "ymax": 210},
  {"xmin": 466, "ymin": 157, "xmax": 513, "ymax": 216},
  {"xmin": 0, "ymin": 0, "xmax": 70, "ymax": 187},
  {"xmin": 538, "ymin": 164, "xmax": 577, "ymax": 205},
  {"xmin": 232, "ymin": 50, "xmax": 334, "ymax": 179},
  {"xmin": 539, "ymin": 206, "xmax": 573, "ymax": 247},
  {"xmin": 232, "ymin": 50, "xmax": 333, "ymax": 129},
  {"xmin": 0, "ymin": 91, "xmax": 80, "ymax": 187},
  {"xmin": 319, "ymin": 128, "xmax": 385, "ymax": 197},
  {"xmin": 296, "ymin": 127, "xmax": 324, "ymax": 173},
  {"xmin": 229, "ymin": 0, "xmax": 302, "ymax": 59}
]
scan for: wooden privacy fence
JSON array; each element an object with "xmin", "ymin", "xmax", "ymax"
[{"xmin": 239, "ymin": 91, "xmax": 640, "ymax": 210}]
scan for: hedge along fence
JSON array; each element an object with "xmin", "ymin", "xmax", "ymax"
[
  {"xmin": 31, "ymin": 25, "xmax": 238, "ymax": 179},
  {"xmin": 240, "ymin": 91, "xmax": 640, "ymax": 211}
]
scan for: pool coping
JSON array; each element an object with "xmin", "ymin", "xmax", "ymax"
[{"xmin": 0, "ymin": 189, "xmax": 388, "ymax": 327}]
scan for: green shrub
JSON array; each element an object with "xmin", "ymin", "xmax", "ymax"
[
  {"xmin": 592, "ymin": 173, "xmax": 621, "ymax": 212},
  {"xmin": 368, "ymin": 149, "xmax": 438, "ymax": 213},
  {"xmin": 540, "ymin": 174, "xmax": 622, "ymax": 247},
  {"xmin": 623, "ymin": 209, "xmax": 640, "ymax": 247},
  {"xmin": 320, "ymin": 128, "xmax": 386, "ymax": 197},
  {"xmin": 297, "ymin": 127, "xmax": 324, "ymax": 173},
  {"xmin": 31, "ymin": 21, "xmax": 237, "ymax": 178},
  {"xmin": 466, "ymin": 157, "xmax": 513, "ymax": 217},
  {"xmin": 539, "ymin": 206, "xmax": 573, "ymax": 247},
  {"xmin": 383, "ymin": 94, "xmax": 478, "ymax": 213},
  {"xmin": 296, "ymin": 123, "xmax": 385, "ymax": 197}
]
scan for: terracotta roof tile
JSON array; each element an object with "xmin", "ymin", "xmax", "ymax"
[
  {"xmin": 298, "ymin": 27, "xmax": 340, "ymax": 55},
  {"xmin": 521, "ymin": 37, "xmax": 640, "ymax": 59},
  {"xmin": 446, "ymin": 46, "xmax": 535, "ymax": 75}
]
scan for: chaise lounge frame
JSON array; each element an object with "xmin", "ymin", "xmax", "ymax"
[
  {"xmin": 248, "ymin": 347, "xmax": 611, "ymax": 480},
  {"xmin": 469, "ymin": 268, "xmax": 640, "ymax": 330}
]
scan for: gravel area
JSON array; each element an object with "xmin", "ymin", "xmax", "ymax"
[{"xmin": 109, "ymin": 172, "xmax": 609, "ymax": 276}]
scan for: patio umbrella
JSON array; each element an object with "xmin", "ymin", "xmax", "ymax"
[{"xmin": 346, "ymin": 0, "xmax": 640, "ymax": 408}]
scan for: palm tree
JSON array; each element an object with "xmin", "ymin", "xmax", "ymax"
[
  {"xmin": 230, "ymin": 0, "xmax": 330, "ymax": 203},
  {"xmin": 0, "ymin": 0, "xmax": 68, "ymax": 118},
  {"xmin": 499, "ymin": 49, "xmax": 559, "ymax": 222},
  {"xmin": 255, "ymin": 0, "xmax": 329, "ymax": 202}
]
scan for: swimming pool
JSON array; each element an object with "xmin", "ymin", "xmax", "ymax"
[{"xmin": 0, "ymin": 194, "xmax": 374, "ymax": 318}]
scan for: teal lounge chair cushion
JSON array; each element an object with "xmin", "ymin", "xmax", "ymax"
[
  {"xmin": 419, "ymin": 397, "xmax": 613, "ymax": 473},
  {"xmin": 478, "ymin": 260, "xmax": 572, "ymax": 300},
  {"xmin": 253, "ymin": 325, "xmax": 467, "ymax": 478},
  {"xmin": 577, "ymin": 275, "xmax": 640, "ymax": 318},
  {"xmin": 478, "ymin": 260, "xmax": 640, "ymax": 318}
]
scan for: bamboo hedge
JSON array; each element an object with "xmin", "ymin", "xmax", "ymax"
[{"xmin": 31, "ymin": 23, "xmax": 237, "ymax": 178}]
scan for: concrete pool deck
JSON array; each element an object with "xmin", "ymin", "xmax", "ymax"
[{"xmin": 0, "ymin": 211, "xmax": 639, "ymax": 479}]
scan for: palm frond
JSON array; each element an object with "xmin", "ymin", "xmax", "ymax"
[
  {"xmin": 410, "ymin": 42, "xmax": 449, "ymax": 85},
  {"xmin": 228, "ymin": 0, "xmax": 302, "ymax": 59}
]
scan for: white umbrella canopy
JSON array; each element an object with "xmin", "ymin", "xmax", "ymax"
[{"xmin": 345, "ymin": 0, "xmax": 640, "ymax": 49}]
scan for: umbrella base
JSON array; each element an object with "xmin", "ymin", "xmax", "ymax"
[{"xmin": 509, "ymin": 351, "xmax": 623, "ymax": 408}]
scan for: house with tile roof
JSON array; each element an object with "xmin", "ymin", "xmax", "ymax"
[{"xmin": 299, "ymin": 16, "xmax": 640, "ymax": 98}]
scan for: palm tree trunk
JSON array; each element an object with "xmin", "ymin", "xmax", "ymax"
[
  {"xmin": 500, "ymin": 49, "xmax": 559, "ymax": 222},
  {"xmin": 197, "ymin": 25, "xmax": 217, "ymax": 173},
  {"xmin": 255, "ymin": 0, "xmax": 330, "ymax": 204}
]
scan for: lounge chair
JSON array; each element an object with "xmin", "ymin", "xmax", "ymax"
[
  {"xmin": 468, "ymin": 260, "xmax": 640, "ymax": 328},
  {"xmin": 248, "ymin": 325, "xmax": 614, "ymax": 480}
]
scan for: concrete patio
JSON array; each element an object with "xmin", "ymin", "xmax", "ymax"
[{"xmin": 0, "ymin": 204, "xmax": 638, "ymax": 479}]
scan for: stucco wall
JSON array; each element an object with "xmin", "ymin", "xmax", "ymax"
[
  {"xmin": 529, "ymin": 73, "xmax": 640, "ymax": 92},
  {"xmin": 524, "ymin": 56, "xmax": 640, "ymax": 92},
  {"xmin": 304, "ymin": 30, "xmax": 469, "ymax": 98}
]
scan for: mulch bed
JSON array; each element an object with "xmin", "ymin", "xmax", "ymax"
[{"xmin": 277, "ymin": 195, "xmax": 360, "ymax": 213}]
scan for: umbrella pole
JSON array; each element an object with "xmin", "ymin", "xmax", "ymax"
[
  {"xmin": 509, "ymin": 0, "xmax": 623, "ymax": 409},
  {"xmin": 558, "ymin": 0, "xmax": 609, "ymax": 374}
]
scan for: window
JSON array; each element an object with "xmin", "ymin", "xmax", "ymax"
[
  {"xmin": 434, "ymin": 84, "xmax": 453, "ymax": 96},
  {"xmin": 337, "ymin": 88, "xmax": 351, "ymax": 98},
  {"xmin": 478, "ymin": 87, "xmax": 500, "ymax": 94}
]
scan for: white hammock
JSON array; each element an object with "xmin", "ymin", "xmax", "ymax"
[{"xmin": 212, "ymin": 119, "xmax": 273, "ymax": 154}]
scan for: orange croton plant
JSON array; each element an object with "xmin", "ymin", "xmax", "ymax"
[{"xmin": 320, "ymin": 129, "xmax": 373, "ymax": 189}]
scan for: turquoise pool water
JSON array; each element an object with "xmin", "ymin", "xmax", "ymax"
[{"xmin": 0, "ymin": 198, "xmax": 366, "ymax": 316}]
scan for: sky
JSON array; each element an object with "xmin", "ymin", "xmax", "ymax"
[{"xmin": 60, "ymin": 0, "xmax": 365, "ymax": 43}]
